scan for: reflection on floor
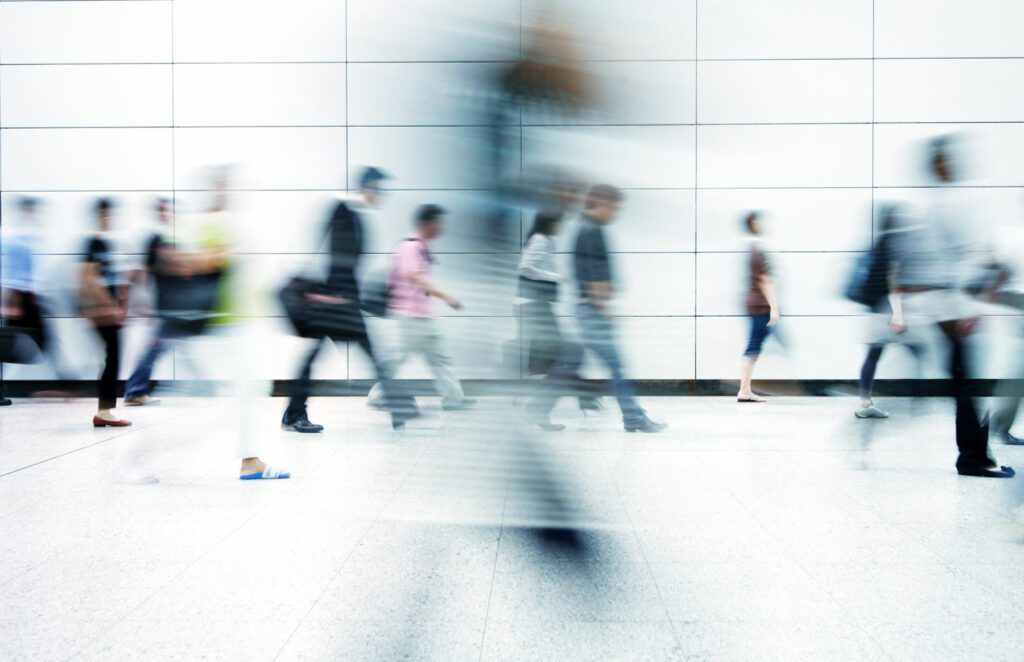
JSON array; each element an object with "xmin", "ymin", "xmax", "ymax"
[{"xmin": 1, "ymin": 395, "xmax": 1022, "ymax": 661}]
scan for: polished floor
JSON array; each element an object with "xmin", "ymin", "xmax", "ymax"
[{"xmin": 1, "ymin": 394, "xmax": 1023, "ymax": 661}]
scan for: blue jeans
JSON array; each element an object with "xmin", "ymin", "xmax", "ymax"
[
  {"xmin": 743, "ymin": 314, "xmax": 771, "ymax": 357},
  {"xmin": 576, "ymin": 303, "xmax": 644, "ymax": 426},
  {"xmin": 124, "ymin": 321, "xmax": 176, "ymax": 399}
]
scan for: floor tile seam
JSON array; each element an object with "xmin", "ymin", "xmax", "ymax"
[
  {"xmin": 476, "ymin": 487, "xmax": 508, "ymax": 662},
  {"xmin": 270, "ymin": 439, "xmax": 432, "ymax": 661},
  {"xmin": 596, "ymin": 446, "xmax": 683, "ymax": 652},
  {"xmin": 0, "ymin": 402, "xmax": 219, "ymax": 480}
]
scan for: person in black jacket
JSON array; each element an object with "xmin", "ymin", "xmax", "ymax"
[{"xmin": 282, "ymin": 167, "xmax": 418, "ymax": 431}]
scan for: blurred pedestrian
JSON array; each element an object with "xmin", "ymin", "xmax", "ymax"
[
  {"xmin": 80, "ymin": 198, "xmax": 131, "ymax": 427},
  {"xmin": 737, "ymin": 211, "xmax": 780, "ymax": 403},
  {"xmin": 366, "ymin": 204, "xmax": 475, "ymax": 412},
  {"xmin": 283, "ymin": 167, "xmax": 420, "ymax": 431},
  {"xmin": 569, "ymin": 185, "xmax": 665, "ymax": 432}
]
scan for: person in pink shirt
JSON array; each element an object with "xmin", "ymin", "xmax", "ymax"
[{"xmin": 367, "ymin": 205, "xmax": 475, "ymax": 411}]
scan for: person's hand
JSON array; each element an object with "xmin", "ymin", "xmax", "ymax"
[
  {"xmin": 3, "ymin": 306, "xmax": 23, "ymax": 320},
  {"xmin": 305, "ymin": 292, "xmax": 350, "ymax": 305},
  {"xmin": 768, "ymin": 308, "xmax": 780, "ymax": 326},
  {"xmin": 889, "ymin": 315, "xmax": 906, "ymax": 334},
  {"xmin": 444, "ymin": 294, "xmax": 463, "ymax": 311}
]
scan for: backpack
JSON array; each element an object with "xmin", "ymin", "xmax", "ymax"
[{"xmin": 845, "ymin": 233, "xmax": 891, "ymax": 309}]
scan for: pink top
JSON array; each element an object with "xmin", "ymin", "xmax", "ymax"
[{"xmin": 388, "ymin": 235, "xmax": 433, "ymax": 317}]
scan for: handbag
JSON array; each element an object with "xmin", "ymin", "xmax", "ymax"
[{"xmin": 845, "ymin": 234, "xmax": 890, "ymax": 309}]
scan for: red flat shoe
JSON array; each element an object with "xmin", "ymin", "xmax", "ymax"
[{"xmin": 93, "ymin": 415, "xmax": 132, "ymax": 428}]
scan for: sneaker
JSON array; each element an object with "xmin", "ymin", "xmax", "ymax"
[
  {"xmin": 124, "ymin": 395, "xmax": 159, "ymax": 407},
  {"xmin": 625, "ymin": 418, "xmax": 668, "ymax": 433},
  {"xmin": 854, "ymin": 404, "xmax": 889, "ymax": 419}
]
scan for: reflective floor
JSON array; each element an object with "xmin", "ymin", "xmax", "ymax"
[{"xmin": 1, "ymin": 395, "xmax": 1023, "ymax": 661}]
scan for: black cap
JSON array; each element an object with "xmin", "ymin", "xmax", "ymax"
[{"xmin": 358, "ymin": 166, "xmax": 388, "ymax": 190}]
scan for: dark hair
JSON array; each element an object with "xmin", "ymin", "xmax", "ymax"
[
  {"xmin": 585, "ymin": 184, "xmax": 623, "ymax": 209},
  {"xmin": 743, "ymin": 211, "xmax": 760, "ymax": 234},
  {"xmin": 358, "ymin": 166, "xmax": 387, "ymax": 190},
  {"xmin": 154, "ymin": 197, "xmax": 172, "ymax": 214},
  {"xmin": 527, "ymin": 211, "xmax": 561, "ymax": 238},
  {"xmin": 94, "ymin": 197, "xmax": 114, "ymax": 217},
  {"xmin": 17, "ymin": 196, "xmax": 39, "ymax": 213},
  {"xmin": 928, "ymin": 135, "xmax": 952, "ymax": 176},
  {"xmin": 415, "ymin": 203, "xmax": 446, "ymax": 226}
]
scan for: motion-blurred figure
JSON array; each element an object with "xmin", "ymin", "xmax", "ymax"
[
  {"xmin": 983, "ymin": 194, "xmax": 1024, "ymax": 446},
  {"xmin": 519, "ymin": 210, "xmax": 601, "ymax": 430},
  {"xmin": 737, "ymin": 211, "xmax": 780, "ymax": 403},
  {"xmin": 850, "ymin": 204, "xmax": 924, "ymax": 419},
  {"xmin": 569, "ymin": 185, "xmax": 664, "ymax": 432},
  {"xmin": 366, "ymin": 204, "xmax": 475, "ymax": 412},
  {"xmin": 196, "ymin": 168, "xmax": 289, "ymax": 480},
  {"xmin": 80, "ymin": 198, "xmax": 131, "ymax": 427},
  {"xmin": 2, "ymin": 197, "xmax": 75, "ymax": 387},
  {"xmin": 894, "ymin": 137, "xmax": 1013, "ymax": 478},
  {"xmin": 282, "ymin": 167, "xmax": 420, "ymax": 432}
]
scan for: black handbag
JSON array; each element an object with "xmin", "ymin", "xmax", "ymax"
[{"xmin": 279, "ymin": 277, "xmax": 367, "ymax": 341}]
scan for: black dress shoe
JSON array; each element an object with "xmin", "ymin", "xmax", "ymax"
[
  {"xmin": 283, "ymin": 418, "xmax": 324, "ymax": 433},
  {"xmin": 624, "ymin": 418, "xmax": 668, "ymax": 433},
  {"xmin": 956, "ymin": 463, "xmax": 1015, "ymax": 478},
  {"xmin": 0, "ymin": 397, "xmax": 11, "ymax": 407}
]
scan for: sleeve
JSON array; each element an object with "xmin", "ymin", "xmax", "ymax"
[
  {"xmin": 519, "ymin": 235, "xmax": 560, "ymax": 282},
  {"xmin": 751, "ymin": 249, "xmax": 769, "ymax": 279}
]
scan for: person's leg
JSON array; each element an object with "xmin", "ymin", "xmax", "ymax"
[
  {"xmin": 231, "ymin": 322, "xmax": 288, "ymax": 479},
  {"xmin": 366, "ymin": 319, "xmax": 411, "ymax": 407},
  {"xmin": 859, "ymin": 344, "xmax": 884, "ymax": 403},
  {"xmin": 938, "ymin": 321, "xmax": 1007, "ymax": 475},
  {"xmin": 738, "ymin": 315, "xmax": 769, "ymax": 400},
  {"xmin": 95, "ymin": 325, "xmax": 123, "ymax": 420},
  {"xmin": 419, "ymin": 317, "xmax": 467, "ymax": 408},
  {"xmin": 356, "ymin": 333, "xmax": 419, "ymax": 425},
  {"xmin": 577, "ymin": 304, "xmax": 643, "ymax": 425},
  {"xmin": 124, "ymin": 321, "xmax": 171, "ymax": 400},
  {"xmin": 284, "ymin": 337, "xmax": 322, "ymax": 422}
]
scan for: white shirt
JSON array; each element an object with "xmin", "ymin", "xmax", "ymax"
[{"xmin": 518, "ymin": 233, "xmax": 560, "ymax": 282}]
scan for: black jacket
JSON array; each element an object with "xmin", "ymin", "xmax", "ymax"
[{"xmin": 324, "ymin": 200, "xmax": 364, "ymax": 301}]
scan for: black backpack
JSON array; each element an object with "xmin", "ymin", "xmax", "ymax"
[{"xmin": 845, "ymin": 233, "xmax": 891, "ymax": 309}]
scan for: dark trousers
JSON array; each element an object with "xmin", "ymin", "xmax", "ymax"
[
  {"xmin": 939, "ymin": 322, "xmax": 994, "ymax": 469},
  {"xmin": 94, "ymin": 324, "xmax": 121, "ymax": 410},
  {"xmin": 285, "ymin": 334, "xmax": 411, "ymax": 420},
  {"xmin": 858, "ymin": 342, "xmax": 924, "ymax": 401}
]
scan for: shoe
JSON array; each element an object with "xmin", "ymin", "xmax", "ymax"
[
  {"xmin": 524, "ymin": 408, "xmax": 565, "ymax": 431},
  {"xmin": 855, "ymin": 404, "xmax": 889, "ymax": 419},
  {"xmin": 0, "ymin": 397, "xmax": 11, "ymax": 407},
  {"xmin": 124, "ymin": 395, "xmax": 159, "ymax": 407},
  {"xmin": 93, "ymin": 415, "xmax": 132, "ymax": 428},
  {"xmin": 240, "ymin": 465, "xmax": 290, "ymax": 480},
  {"xmin": 998, "ymin": 431, "xmax": 1024, "ymax": 446},
  {"xmin": 578, "ymin": 397, "xmax": 603, "ymax": 412},
  {"xmin": 391, "ymin": 409, "xmax": 424, "ymax": 430},
  {"xmin": 282, "ymin": 418, "xmax": 324, "ymax": 433},
  {"xmin": 625, "ymin": 418, "xmax": 668, "ymax": 433},
  {"xmin": 442, "ymin": 398, "xmax": 477, "ymax": 411},
  {"xmin": 956, "ymin": 463, "xmax": 1016, "ymax": 478}
]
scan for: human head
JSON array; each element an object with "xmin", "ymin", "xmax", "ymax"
[
  {"xmin": 583, "ymin": 184, "xmax": 623, "ymax": 224},
  {"xmin": 743, "ymin": 211, "xmax": 761, "ymax": 236},
  {"xmin": 415, "ymin": 203, "xmax": 446, "ymax": 240},
  {"xmin": 358, "ymin": 167, "xmax": 388, "ymax": 207},
  {"xmin": 929, "ymin": 136, "xmax": 956, "ymax": 183},
  {"xmin": 877, "ymin": 203, "xmax": 902, "ymax": 234},
  {"xmin": 94, "ymin": 197, "xmax": 115, "ymax": 232},
  {"xmin": 16, "ymin": 196, "xmax": 40, "ymax": 221},
  {"xmin": 528, "ymin": 211, "xmax": 561, "ymax": 238},
  {"xmin": 154, "ymin": 197, "xmax": 173, "ymax": 225}
]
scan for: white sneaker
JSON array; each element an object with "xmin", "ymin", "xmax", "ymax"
[{"xmin": 855, "ymin": 404, "xmax": 889, "ymax": 419}]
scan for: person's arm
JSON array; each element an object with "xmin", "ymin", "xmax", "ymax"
[
  {"xmin": 579, "ymin": 229, "xmax": 612, "ymax": 311},
  {"xmin": 758, "ymin": 274, "xmax": 780, "ymax": 325},
  {"xmin": 409, "ymin": 272, "xmax": 461, "ymax": 310}
]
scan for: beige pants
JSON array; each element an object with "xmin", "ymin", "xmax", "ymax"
[{"xmin": 367, "ymin": 315, "xmax": 465, "ymax": 407}]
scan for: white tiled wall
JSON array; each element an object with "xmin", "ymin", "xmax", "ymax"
[{"xmin": 2, "ymin": 0, "xmax": 1024, "ymax": 383}]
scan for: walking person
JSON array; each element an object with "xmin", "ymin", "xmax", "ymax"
[
  {"xmin": 365, "ymin": 204, "xmax": 475, "ymax": 412},
  {"xmin": 519, "ymin": 210, "xmax": 600, "ymax": 430},
  {"xmin": 566, "ymin": 184, "xmax": 665, "ymax": 432},
  {"xmin": 894, "ymin": 137, "xmax": 1013, "ymax": 478},
  {"xmin": 80, "ymin": 198, "xmax": 131, "ymax": 427},
  {"xmin": 737, "ymin": 211, "xmax": 780, "ymax": 403},
  {"xmin": 851, "ymin": 204, "xmax": 925, "ymax": 419},
  {"xmin": 123, "ymin": 198, "xmax": 184, "ymax": 406},
  {"xmin": 283, "ymin": 167, "xmax": 420, "ymax": 432}
]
